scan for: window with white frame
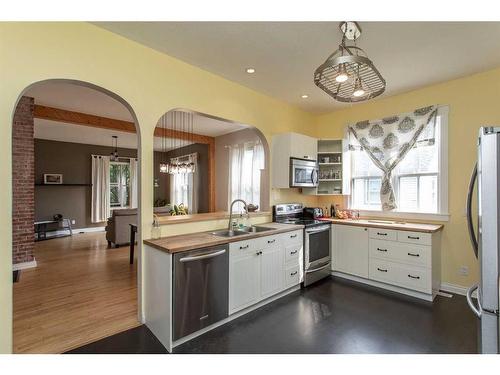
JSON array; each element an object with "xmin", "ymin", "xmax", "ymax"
[
  {"xmin": 110, "ymin": 162, "xmax": 130, "ymax": 208},
  {"xmin": 349, "ymin": 106, "xmax": 448, "ymax": 215}
]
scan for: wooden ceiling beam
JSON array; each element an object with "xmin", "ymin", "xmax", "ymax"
[
  {"xmin": 34, "ymin": 105, "xmax": 136, "ymax": 133},
  {"xmin": 33, "ymin": 105, "xmax": 215, "ymax": 144}
]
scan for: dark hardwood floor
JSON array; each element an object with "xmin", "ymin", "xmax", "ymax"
[{"xmin": 67, "ymin": 277, "xmax": 478, "ymax": 354}]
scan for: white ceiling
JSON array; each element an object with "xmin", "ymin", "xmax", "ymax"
[
  {"xmin": 95, "ymin": 22, "xmax": 500, "ymax": 113},
  {"xmin": 27, "ymin": 81, "xmax": 246, "ymax": 147}
]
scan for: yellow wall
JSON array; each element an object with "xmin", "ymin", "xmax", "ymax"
[
  {"xmin": 0, "ymin": 22, "xmax": 317, "ymax": 353},
  {"xmin": 315, "ymin": 67, "xmax": 500, "ymax": 292},
  {"xmin": 1, "ymin": 22, "xmax": 499, "ymax": 354}
]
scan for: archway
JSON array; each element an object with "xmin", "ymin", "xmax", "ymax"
[{"xmin": 11, "ymin": 79, "xmax": 142, "ymax": 353}]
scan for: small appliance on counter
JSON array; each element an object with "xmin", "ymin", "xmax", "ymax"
[{"xmin": 273, "ymin": 203, "xmax": 331, "ymax": 287}]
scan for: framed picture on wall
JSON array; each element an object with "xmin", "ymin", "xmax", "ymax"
[{"xmin": 44, "ymin": 173, "xmax": 63, "ymax": 184}]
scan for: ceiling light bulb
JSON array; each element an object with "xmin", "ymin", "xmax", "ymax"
[
  {"xmin": 352, "ymin": 78, "xmax": 365, "ymax": 97},
  {"xmin": 246, "ymin": 68, "xmax": 255, "ymax": 74},
  {"xmin": 335, "ymin": 64, "xmax": 349, "ymax": 83},
  {"xmin": 301, "ymin": 94, "xmax": 309, "ymax": 99}
]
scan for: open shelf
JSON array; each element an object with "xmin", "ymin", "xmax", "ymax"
[
  {"xmin": 319, "ymin": 179, "xmax": 342, "ymax": 182},
  {"xmin": 319, "ymin": 162, "xmax": 342, "ymax": 166}
]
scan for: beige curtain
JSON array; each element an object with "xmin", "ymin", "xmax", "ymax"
[{"xmin": 91, "ymin": 155, "xmax": 110, "ymax": 222}]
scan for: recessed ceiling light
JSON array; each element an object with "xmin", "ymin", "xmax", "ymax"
[
  {"xmin": 301, "ymin": 94, "xmax": 309, "ymax": 99},
  {"xmin": 246, "ymin": 68, "xmax": 255, "ymax": 74}
]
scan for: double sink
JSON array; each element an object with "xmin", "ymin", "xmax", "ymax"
[{"xmin": 212, "ymin": 226, "xmax": 276, "ymax": 238}]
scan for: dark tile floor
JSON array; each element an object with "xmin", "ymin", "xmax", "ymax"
[{"xmin": 67, "ymin": 277, "xmax": 478, "ymax": 354}]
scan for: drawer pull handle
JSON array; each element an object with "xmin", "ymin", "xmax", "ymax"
[
  {"xmin": 268, "ymin": 239, "xmax": 276, "ymax": 244},
  {"xmin": 377, "ymin": 248, "xmax": 387, "ymax": 252},
  {"xmin": 408, "ymin": 236, "xmax": 420, "ymax": 240},
  {"xmin": 408, "ymin": 274, "xmax": 420, "ymax": 279},
  {"xmin": 290, "ymin": 234, "xmax": 298, "ymax": 238},
  {"xmin": 290, "ymin": 250, "xmax": 298, "ymax": 255},
  {"xmin": 290, "ymin": 271, "xmax": 298, "ymax": 276},
  {"xmin": 240, "ymin": 245, "xmax": 249, "ymax": 249},
  {"xmin": 377, "ymin": 232, "xmax": 387, "ymax": 236},
  {"xmin": 407, "ymin": 252, "xmax": 420, "ymax": 257},
  {"xmin": 377, "ymin": 267, "xmax": 388, "ymax": 273}
]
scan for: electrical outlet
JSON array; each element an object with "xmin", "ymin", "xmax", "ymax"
[
  {"xmin": 459, "ymin": 266, "xmax": 469, "ymax": 276},
  {"xmin": 71, "ymin": 219, "xmax": 76, "ymax": 225}
]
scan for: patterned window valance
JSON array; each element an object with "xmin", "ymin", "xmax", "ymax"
[{"xmin": 348, "ymin": 105, "xmax": 438, "ymax": 211}]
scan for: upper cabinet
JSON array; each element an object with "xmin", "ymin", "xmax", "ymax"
[{"xmin": 271, "ymin": 132, "xmax": 318, "ymax": 188}]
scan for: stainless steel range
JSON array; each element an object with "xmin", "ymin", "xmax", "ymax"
[{"xmin": 273, "ymin": 203, "xmax": 331, "ymax": 286}]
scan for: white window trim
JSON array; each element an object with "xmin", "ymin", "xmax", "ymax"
[{"xmin": 347, "ymin": 105, "xmax": 449, "ymax": 222}]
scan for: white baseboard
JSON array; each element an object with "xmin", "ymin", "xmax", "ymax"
[
  {"xmin": 13, "ymin": 259, "xmax": 37, "ymax": 271},
  {"xmin": 40, "ymin": 226, "xmax": 106, "ymax": 238},
  {"xmin": 440, "ymin": 282, "xmax": 477, "ymax": 298},
  {"xmin": 76, "ymin": 226, "xmax": 106, "ymax": 233}
]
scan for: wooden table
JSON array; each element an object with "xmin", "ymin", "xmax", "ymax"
[{"xmin": 129, "ymin": 224, "xmax": 137, "ymax": 264}]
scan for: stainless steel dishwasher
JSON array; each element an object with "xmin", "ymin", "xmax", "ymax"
[{"xmin": 173, "ymin": 244, "xmax": 229, "ymax": 341}]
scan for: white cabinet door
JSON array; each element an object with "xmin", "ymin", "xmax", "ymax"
[
  {"xmin": 332, "ymin": 225, "xmax": 369, "ymax": 278},
  {"xmin": 229, "ymin": 247, "xmax": 260, "ymax": 314},
  {"xmin": 260, "ymin": 244, "xmax": 284, "ymax": 299},
  {"xmin": 290, "ymin": 133, "xmax": 317, "ymax": 160}
]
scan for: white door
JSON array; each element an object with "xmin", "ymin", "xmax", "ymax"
[
  {"xmin": 260, "ymin": 245, "xmax": 284, "ymax": 299},
  {"xmin": 229, "ymin": 251, "xmax": 260, "ymax": 314},
  {"xmin": 332, "ymin": 225, "xmax": 369, "ymax": 278}
]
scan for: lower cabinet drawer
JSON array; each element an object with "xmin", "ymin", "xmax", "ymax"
[
  {"xmin": 369, "ymin": 239, "xmax": 431, "ymax": 267},
  {"xmin": 284, "ymin": 243, "xmax": 301, "ymax": 263},
  {"xmin": 369, "ymin": 259, "xmax": 431, "ymax": 294},
  {"xmin": 284, "ymin": 265, "xmax": 300, "ymax": 288}
]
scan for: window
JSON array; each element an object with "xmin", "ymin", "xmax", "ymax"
[
  {"xmin": 229, "ymin": 141, "xmax": 264, "ymax": 211},
  {"xmin": 349, "ymin": 107, "xmax": 447, "ymax": 215},
  {"xmin": 171, "ymin": 172, "xmax": 193, "ymax": 208},
  {"xmin": 110, "ymin": 162, "xmax": 130, "ymax": 208}
]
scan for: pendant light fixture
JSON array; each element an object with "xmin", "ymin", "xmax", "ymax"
[
  {"xmin": 314, "ymin": 21, "xmax": 385, "ymax": 103},
  {"xmin": 110, "ymin": 135, "xmax": 119, "ymax": 161},
  {"xmin": 158, "ymin": 111, "xmax": 196, "ymax": 174}
]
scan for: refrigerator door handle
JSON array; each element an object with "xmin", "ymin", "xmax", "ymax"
[
  {"xmin": 466, "ymin": 283, "xmax": 482, "ymax": 318},
  {"xmin": 466, "ymin": 163, "xmax": 479, "ymax": 259}
]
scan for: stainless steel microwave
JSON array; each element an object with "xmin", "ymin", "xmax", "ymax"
[{"xmin": 289, "ymin": 157, "xmax": 319, "ymax": 188}]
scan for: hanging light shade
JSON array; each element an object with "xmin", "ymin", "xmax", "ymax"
[
  {"xmin": 110, "ymin": 135, "xmax": 119, "ymax": 161},
  {"xmin": 314, "ymin": 21, "xmax": 385, "ymax": 103},
  {"xmin": 158, "ymin": 111, "xmax": 196, "ymax": 174}
]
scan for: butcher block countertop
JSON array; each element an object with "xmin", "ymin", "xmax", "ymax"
[
  {"xmin": 319, "ymin": 218, "xmax": 443, "ymax": 233},
  {"xmin": 143, "ymin": 222, "xmax": 304, "ymax": 254}
]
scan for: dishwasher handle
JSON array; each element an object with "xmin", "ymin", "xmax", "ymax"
[{"xmin": 179, "ymin": 249, "xmax": 227, "ymax": 263}]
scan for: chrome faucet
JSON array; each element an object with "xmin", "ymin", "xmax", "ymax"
[{"xmin": 228, "ymin": 199, "xmax": 248, "ymax": 231}]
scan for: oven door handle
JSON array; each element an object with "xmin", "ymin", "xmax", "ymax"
[
  {"xmin": 306, "ymin": 226, "xmax": 330, "ymax": 234},
  {"xmin": 305, "ymin": 263, "xmax": 331, "ymax": 274}
]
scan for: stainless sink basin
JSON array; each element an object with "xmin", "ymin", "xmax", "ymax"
[
  {"xmin": 240, "ymin": 226, "xmax": 276, "ymax": 233},
  {"xmin": 211, "ymin": 229, "xmax": 249, "ymax": 238}
]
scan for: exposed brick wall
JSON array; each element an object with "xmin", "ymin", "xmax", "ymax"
[{"xmin": 12, "ymin": 96, "xmax": 35, "ymax": 265}]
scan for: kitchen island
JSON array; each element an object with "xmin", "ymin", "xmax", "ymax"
[{"xmin": 143, "ymin": 222, "xmax": 304, "ymax": 352}]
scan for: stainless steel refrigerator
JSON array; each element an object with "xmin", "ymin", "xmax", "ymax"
[{"xmin": 466, "ymin": 127, "xmax": 500, "ymax": 354}]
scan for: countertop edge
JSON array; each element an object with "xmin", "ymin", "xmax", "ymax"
[
  {"xmin": 323, "ymin": 218, "xmax": 443, "ymax": 233},
  {"xmin": 143, "ymin": 223, "xmax": 304, "ymax": 254}
]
